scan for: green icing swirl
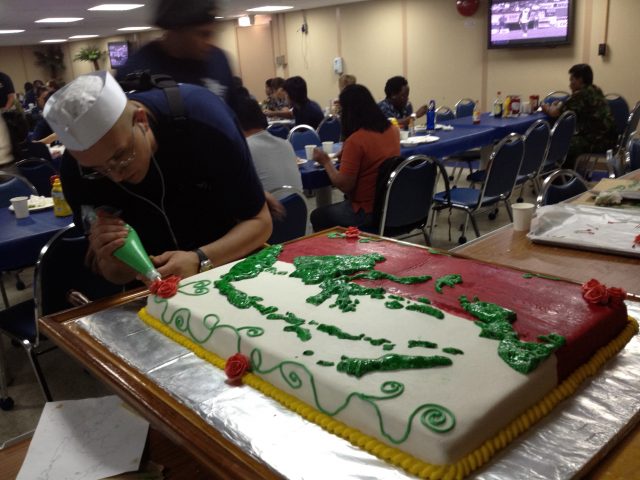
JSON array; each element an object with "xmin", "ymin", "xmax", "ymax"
[
  {"xmin": 317, "ymin": 323, "xmax": 363, "ymax": 341},
  {"xmin": 303, "ymin": 350, "xmax": 314, "ymax": 356},
  {"xmin": 405, "ymin": 303, "xmax": 445, "ymax": 319},
  {"xmin": 337, "ymin": 354, "xmax": 452, "ymax": 378},
  {"xmin": 442, "ymin": 347, "xmax": 464, "ymax": 355},
  {"xmin": 434, "ymin": 274, "xmax": 463, "ymax": 293},
  {"xmin": 385, "ymin": 300, "xmax": 404, "ymax": 309},
  {"xmin": 316, "ymin": 360, "xmax": 335, "ymax": 366}
]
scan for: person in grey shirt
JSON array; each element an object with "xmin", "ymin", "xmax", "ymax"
[{"xmin": 235, "ymin": 95, "xmax": 303, "ymax": 197}]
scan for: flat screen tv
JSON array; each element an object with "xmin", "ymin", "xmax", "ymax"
[
  {"xmin": 488, "ymin": 0, "xmax": 574, "ymax": 49},
  {"xmin": 108, "ymin": 41, "xmax": 130, "ymax": 68}
]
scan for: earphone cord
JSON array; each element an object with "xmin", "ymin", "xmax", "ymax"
[{"xmin": 111, "ymin": 126, "xmax": 180, "ymax": 249}]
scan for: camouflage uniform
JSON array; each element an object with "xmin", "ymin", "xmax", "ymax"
[{"xmin": 561, "ymin": 84, "xmax": 618, "ymax": 168}]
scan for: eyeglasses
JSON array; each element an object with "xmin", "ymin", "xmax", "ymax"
[{"xmin": 79, "ymin": 125, "xmax": 137, "ymax": 180}]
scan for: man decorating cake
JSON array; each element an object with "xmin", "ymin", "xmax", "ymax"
[{"xmin": 44, "ymin": 71, "xmax": 271, "ymax": 285}]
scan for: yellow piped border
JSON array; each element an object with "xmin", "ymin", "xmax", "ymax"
[{"xmin": 139, "ymin": 307, "xmax": 638, "ymax": 480}]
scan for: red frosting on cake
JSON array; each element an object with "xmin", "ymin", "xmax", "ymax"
[{"xmin": 279, "ymin": 235, "xmax": 628, "ymax": 380}]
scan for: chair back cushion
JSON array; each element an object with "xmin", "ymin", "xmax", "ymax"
[
  {"xmin": 606, "ymin": 95, "xmax": 630, "ymax": 137},
  {"xmin": 545, "ymin": 110, "xmax": 576, "ymax": 167},
  {"xmin": 544, "ymin": 177, "xmax": 588, "ymax": 206},
  {"xmin": 628, "ymin": 138, "xmax": 640, "ymax": 171},
  {"xmin": 483, "ymin": 134, "xmax": 524, "ymax": 201},
  {"xmin": 267, "ymin": 123, "xmax": 290, "ymax": 140},
  {"xmin": 455, "ymin": 99, "xmax": 475, "ymax": 118},
  {"xmin": 268, "ymin": 193, "xmax": 308, "ymax": 244},
  {"xmin": 317, "ymin": 117, "xmax": 341, "ymax": 143},
  {"xmin": 289, "ymin": 129, "xmax": 321, "ymax": 151},
  {"xmin": 16, "ymin": 158, "xmax": 58, "ymax": 196},
  {"xmin": 520, "ymin": 120, "xmax": 551, "ymax": 177},
  {"xmin": 0, "ymin": 173, "xmax": 37, "ymax": 207}
]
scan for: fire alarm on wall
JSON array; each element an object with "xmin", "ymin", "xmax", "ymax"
[
  {"xmin": 456, "ymin": 0, "xmax": 479, "ymax": 17},
  {"xmin": 301, "ymin": 22, "xmax": 308, "ymax": 34}
]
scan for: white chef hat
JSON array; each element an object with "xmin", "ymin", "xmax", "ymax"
[{"xmin": 44, "ymin": 71, "xmax": 127, "ymax": 151}]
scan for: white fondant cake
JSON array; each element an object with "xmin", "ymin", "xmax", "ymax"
[{"xmin": 141, "ymin": 243, "xmax": 632, "ymax": 478}]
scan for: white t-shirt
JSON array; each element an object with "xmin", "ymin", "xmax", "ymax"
[{"xmin": 246, "ymin": 130, "xmax": 303, "ymax": 197}]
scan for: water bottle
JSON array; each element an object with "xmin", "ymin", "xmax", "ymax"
[
  {"xmin": 408, "ymin": 113, "xmax": 416, "ymax": 137},
  {"xmin": 493, "ymin": 91, "xmax": 503, "ymax": 118},
  {"xmin": 426, "ymin": 100, "xmax": 436, "ymax": 132}
]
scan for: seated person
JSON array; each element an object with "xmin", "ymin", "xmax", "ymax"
[
  {"xmin": 263, "ymin": 77, "xmax": 288, "ymax": 112},
  {"xmin": 541, "ymin": 63, "xmax": 617, "ymax": 169},
  {"xmin": 310, "ymin": 84, "xmax": 400, "ymax": 231},
  {"xmin": 282, "ymin": 76, "xmax": 324, "ymax": 129},
  {"xmin": 377, "ymin": 76, "xmax": 427, "ymax": 128},
  {"xmin": 235, "ymin": 95, "xmax": 303, "ymax": 196},
  {"xmin": 331, "ymin": 73, "xmax": 357, "ymax": 115},
  {"xmin": 29, "ymin": 90, "xmax": 56, "ymax": 141},
  {"xmin": 44, "ymin": 71, "xmax": 271, "ymax": 285}
]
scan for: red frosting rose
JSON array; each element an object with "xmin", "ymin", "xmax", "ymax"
[
  {"xmin": 225, "ymin": 353, "xmax": 251, "ymax": 383},
  {"xmin": 581, "ymin": 279, "xmax": 609, "ymax": 305},
  {"xmin": 607, "ymin": 287, "xmax": 627, "ymax": 307},
  {"xmin": 149, "ymin": 275, "xmax": 181, "ymax": 298},
  {"xmin": 345, "ymin": 226, "xmax": 361, "ymax": 239}
]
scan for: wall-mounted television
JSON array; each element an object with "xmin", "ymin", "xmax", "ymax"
[
  {"xmin": 108, "ymin": 41, "xmax": 130, "ymax": 68},
  {"xmin": 488, "ymin": 1, "xmax": 574, "ymax": 49}
]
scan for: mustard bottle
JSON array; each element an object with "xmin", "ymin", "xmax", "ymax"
[{"xmin": 51, "ymin": 176, "xmax": 73, "ymax": 217}]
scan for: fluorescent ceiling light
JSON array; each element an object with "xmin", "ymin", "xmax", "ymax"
[
  {"xmin": 238, "ymin": 16, "xmax": 252, "ymax": 27},
  {"xmin": 69, "ymin": 34, "xmax": 100, "ymax": 39},
  {"xmin": 117, "ymin": 26, "xmax": 152, "ymax": 31},
  {"xmin": 0, "ymin": 30, "xmax": 25, "ymax": 34},
  {"xmin": 246, "ymin": 6, "xmax": 293, "ymax": 12},
  {"xmin": 88, "ymin": 4, "xmax": 144, "ymax": 11},
  {"xmin": 215, "ymin": 16, "xmax": 224, "ymax": 19},
  {"xmin": 36, "ymin": 18, "xmax": 84, "ymax": 23},
  {"xmin": 41, "ymin": 39, "xmax": 67, "ymax": 43}
]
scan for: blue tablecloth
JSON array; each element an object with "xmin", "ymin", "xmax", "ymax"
[
  {"xmin": 446, "ymin": 112, "xmax": 547, "ymax": 137},
  {"xmin": 400, "ymin": 126, "xmax": 496, "ymax": 158},
  {"xmin": 0, "ymin": 207, "xmax": 72, "ymax": 271}
]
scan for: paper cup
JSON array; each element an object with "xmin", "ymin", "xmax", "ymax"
[
  {"xmin": 512, "ymin": 202, "xmax": 535, "ymax": 232},
  {"xmin": 11, "ymin": 196, "xmax": 29, "ymax": 219},
  {"xmin": 322, "ymin": 141, "xmax": 334, "ymax": 154},
  {"xmin": 399, "ymin": 130, "xmax": 409, "ymax": 141},
  {"xmin": 305, "ymin": 145, "xmax": 316, "ymax": 160}
]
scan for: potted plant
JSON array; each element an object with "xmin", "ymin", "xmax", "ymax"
[
  {"xmin": 33, "ymin": 45, "xmax": 66, "ymax": 80},
  {"xmin": 73, "ymin": 46, "xmax": 106, "ymax": 71}
]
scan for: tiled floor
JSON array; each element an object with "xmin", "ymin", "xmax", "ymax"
[{"xmin": 0, "ymin": 174, "xmax": 539, "ymax": 445}]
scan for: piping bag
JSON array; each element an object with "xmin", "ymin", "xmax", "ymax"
[{"xmin": 82, "ymin": 205, "xmax": 161, "ymax": 281}]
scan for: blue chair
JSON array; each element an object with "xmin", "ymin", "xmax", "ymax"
[
  {"xmin": 267, "ymin": 123, "xmax": 290, "ymax": 140},
  {"xmin": 536, "ymin": 169, "xmax": 589, "ymax": 207},
  {"xmin": 433, "ymin": 133, "xmax": 525, "ymax": 244},
  {"xmin": 16, "ymin": 141, "xmax": 54, "ymax": 163},
  {"xmin": 435, "ymin": 106, "xmax": 455, "ymax": 122},
  {"xmin": 371, "ymin": 155, "xmax": 449, "ymax": 245},
  {"xmin": 605, "ymin": 93, "xmax": 630, "ymax": 139},
  {"xmin": 15, "ymin": 158, "xmax": 58, "ymax": 196},
  {"xmin": 516, "ymin": 119, "xmax": 552, "ymax": 200},
  {"xmin": 542, "ymin": 90, "xmax": 570, "ymax": 105},
  {"xmin": 287, "ymin": 124, "xmax": 321, "ymax": 151},
  {"xmin": 0, "ymin": 172, "xmax": 38, "ymax": 208},
  {"xmin": 267, "ymin": 186, "xmax": 308, "ymax": 244},
  {"xmin": 469, "ymin": 120, "xmax": 551, "ymax": 199},
  {"xmin": 538, "ymin": 110, "xmax": 576, "ymax": 180},
  {"xmin": 317, "ymin": 116, "xmax": 341, "ymax": 142},
  {"xmin": 454, "ymin": 98, "xmax": 475, "ymax": 118},
  {"xmin": 627, "ymin": 136, "xmax": 640, "ymax": 171},
  {"xmin": 0, "ymin": 224, "xmax": 123, "ymax": 405}
]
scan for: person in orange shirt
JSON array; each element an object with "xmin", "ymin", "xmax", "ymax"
[{"xmin": 311, "ymin": 84, "xmax": 400, "ymax": 231}]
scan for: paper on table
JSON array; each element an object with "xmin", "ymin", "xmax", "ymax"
[
  {"xmin": 17, "ymin": 395, "xmax": 149, "ymax": 480},
  {"xmin": 400, "ymin": 135, "xmax": 439, "ymax": 146},
  {"xmin": 527, "ymin": 204, "xmax": 640, "ymax": 258}
]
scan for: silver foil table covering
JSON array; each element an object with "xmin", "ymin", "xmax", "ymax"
[{"xmin": 77, "ymin": 299, "xmax": 640, "ymax": 479}]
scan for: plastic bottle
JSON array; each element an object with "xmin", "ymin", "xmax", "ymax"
[
  {"xmin": 493, "ymin": 91, "xmax": 503, "ymax": 118},
  {"xmin": 503, "ymin": 95, "xmax": 511, "ymax": 118},
  {"xmin": 426, "ymin": 100, "xmax": 436, "ymax": 131},
  {"xmin": 113, "ymin": 224, "xmax": 161, "ymax": 281},
  {"xmin": 472, "ymin": 100, "xmax": 481, "ymax": 124},
  {"xmin": 50, "ymin": 176, "xmax": 72, "ymax": 217},
  {"xmin": 408, "ymin": 113, "xmax": 416, "ymax": 137}
]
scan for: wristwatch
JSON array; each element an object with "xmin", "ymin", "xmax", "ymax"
[{"xmin": 194, "ymin": 248, "xmax": 213, "ymax": 273}]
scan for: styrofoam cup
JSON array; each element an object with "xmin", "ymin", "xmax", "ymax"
[
  {"xmin": 399, "ymin": 130, "xmax": 409, "ymax": 140},
  {"xmin": 322, "ymin": 141, "xmax": 334, "ymax": 154},
  {"xmin": 305, "ymin": 145, "xmax": 316, "ymax": 160},
  {"xmin": 512, "ymin": 202, "xmax": 535, "ymax": 232},
  {"xmin": 11, "ymin": 196, "xmax": 29, "ymax": 219}
]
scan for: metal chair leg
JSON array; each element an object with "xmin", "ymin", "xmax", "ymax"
[
  {"xmin": 25, "ymin": 344, "xmax": 52, "ymax": 402},
  {"xmin": 0, "ymin": 277, "xmax": 9, "ymax": 309},
  {"xmin": 469, "ymin": 213, "xmax": 481, "ymax": 237}
]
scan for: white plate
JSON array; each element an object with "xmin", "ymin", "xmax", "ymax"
[
  {"xmin": 415, "ymin": 124, "xmax": 444, "ymax": 131},
  {"xmin": 296, "ymin": 158, "xmax": 308, "ymax": 165},
  {"xmin": 9, "ymin": 196, "xmax": 54, "ymax": 212},
  {"xmin": 400, "ymin": 135, "xmax": 440, "ymax": 146}
]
